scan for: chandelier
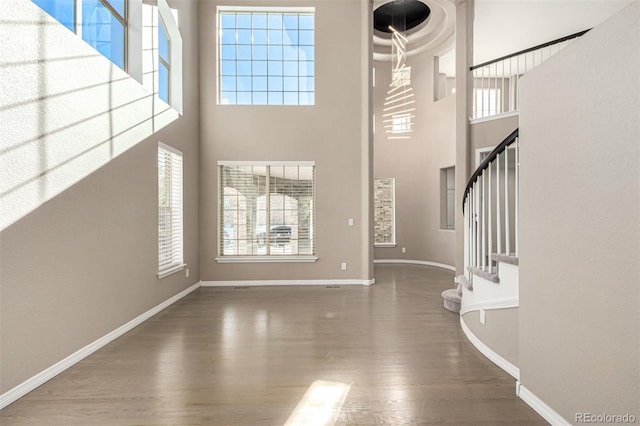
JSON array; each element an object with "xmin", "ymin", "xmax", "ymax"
[{"xmin": 384, "ymin": 26, "xmax": 415, "ymax": 140}]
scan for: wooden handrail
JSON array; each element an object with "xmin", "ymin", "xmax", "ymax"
[
  {"xmin": 470, "ymin": 29, "xmax": 590, "ymax": 71},
  {"xmin": 462, "ymin": 128, "xmax": 519, "ymax": 211}
]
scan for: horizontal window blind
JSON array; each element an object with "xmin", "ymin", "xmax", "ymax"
[
  {"xmin": 158, "ymin": 143, "xmax": 183, "ymax": 277},
  {"xmin": 219, "ymin": 163, "xmax": 315, "ymax": 257},
  {"xmin": 374, "ymin": 177, "xmax": 395, "ymax": 245}
]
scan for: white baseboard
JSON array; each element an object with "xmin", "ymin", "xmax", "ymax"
[
  {"xmin": 459, "ymin": 298, "xmax": 519, "ymax": 316},
  {"xmin": 0, "ymin": 282, "xmax": 201, "ymax": 410},
  {"xmin": 201, "ymin": 278, "xmax": 375, "ymax": 287},
  {"xmin": 374, "ymin": 259, "xmax": 456, "ymax": 272},
  {"xmin": 516, "ymin": 382, "xmax": 571, "ymax": 426},
  {"xmin": 459, "ymin": 316, "xmax": 520, "ymax": 380}
]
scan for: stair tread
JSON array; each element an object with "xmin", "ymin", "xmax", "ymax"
[
  {"xmin": 455, "ymin": 275, "xmax": 473, "ymax": 291},
  {"xmin": 467, "ymin": 266, "xmax": 500, "ymax": 283},
  {"xmin": 441, "ymin": 288, "xmax": 461, "ymax": 302},
  {"xmin": 491, "ymin": 253, "xmax": 519, "ymax": 265}
]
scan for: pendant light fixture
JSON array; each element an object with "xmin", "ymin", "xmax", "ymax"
[{"xmin": 384, "ymin": 25, "xmax": 415, "ymax": 140}]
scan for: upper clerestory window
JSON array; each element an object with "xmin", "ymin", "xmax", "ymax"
[
  {"xmin": 217, "ymin": 6, "xmax": 315, "ymax": 106},
  {"xmin": 33, "ymin": 0, "xmax": 127, "ymax": 70}
]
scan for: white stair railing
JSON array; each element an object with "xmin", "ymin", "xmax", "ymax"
[
  {"xmin": 464, "ymin": 129, "xmax": 519, "ymax": 280},
  {"xmin": 471, "ymin": 30, "xmax": 589, "ymax": 120}
]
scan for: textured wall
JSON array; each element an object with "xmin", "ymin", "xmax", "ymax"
[
  {"xmin": 198, "ymin": 0, "xmax": 373, "ymax": 283},
  {"xmin": 519, "ymin": 2, "xmax": 639, "ymax": 421},
  {"xmin": 0, "ymin": 0, "xmax": 180, "ymax": 232},
  {"xmin": 0, "ymin": 0, "xmax": 201, "ymax": 394}
]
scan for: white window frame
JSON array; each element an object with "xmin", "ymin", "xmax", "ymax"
[
  {"xmin": 216, "ymin": 160, "xmax": 317, "ymax": 263},
  {"xmin": 32, "ymin": 0, "xmax": 135, "ymax": 72},
  {"xmin": 216, "ymin": 6, "xmax": 315, "ymax": 106},
  {"xmin": 158, "ymin": 142, "xmax": 184, "ymax": 278},
  {"xmin": 142, "ymin": 0, "xmax": 183, "ymax": 113},
  {"xmin": 374, "ymin": 177, "xmax": 396, "ymax": 247}
]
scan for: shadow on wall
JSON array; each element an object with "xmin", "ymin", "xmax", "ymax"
[{"xmin": 0, "ymin": 0, "xmax": 178, "ymax": 231}]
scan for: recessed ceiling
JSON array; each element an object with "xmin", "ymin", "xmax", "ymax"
[
  {"xmin": 374, "ymin": 0, "xmax": 431, "ymax": 33},
  {"xmin": 373, "ymin": 0, "xmax": 456, "ymax": 61},
  {"xmin": 374, "ymin": 0, "xmax": 632, "ymax": 67}
]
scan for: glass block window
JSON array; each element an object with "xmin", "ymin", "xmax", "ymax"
[
  {"xmin": 217, "ymin": 7, "xmax": 315, "ymax": 105},
  {"xmin": 374, "ymin": 178, "xmax": 395, "ymax": 246}
]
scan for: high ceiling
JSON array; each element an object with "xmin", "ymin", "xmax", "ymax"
[
  {"xmin": 473, "ymin": 0, "xmax": 633, "ymax": 66},
  {"xmin": 375, "ymin": 0, "xmax": 633, "ymax": 76}
]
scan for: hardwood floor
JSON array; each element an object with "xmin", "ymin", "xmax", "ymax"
[{"xmin": 0, "ymin": 265, "xmax": 546, "ymax": 425}]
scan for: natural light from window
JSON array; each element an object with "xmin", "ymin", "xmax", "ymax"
[
  {"xmin": 217, "ymin": 162, "xmax": 316, "ymax": 262},
  {"xmin": 217, "ymin": 7, "xmax": 315, "ymax": 105},
  {"xmin": 284, "ymin": 380, "xmax": 351, "ymax": 426}
]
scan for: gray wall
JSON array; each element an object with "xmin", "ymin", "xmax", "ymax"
[
  {"xmin": 373, "ymin": 50, "xmax": 456, "ymax": 267},
  {"xmin": 519, "ymin": 2, "xmax": 639, "ymax": 421},
  {"xmin": 470, "ymin": 114, "xmax": 518, "ymax": 171},
  {"xmin": 198, "ymin": 0, "xmax": 373, "ymax": 282},
  {"xmin": 0, "ymin": 0, "xmax": 201, "ymax": 394},
  {"xmin": 462, "ymin": 308, "xmax": 519, "ymax": 367}
]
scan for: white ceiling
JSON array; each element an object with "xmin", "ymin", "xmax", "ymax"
[
  {"xmin": 473, "ymin": 0, "xmax": 633, "ymax": 66},
  {"xmin": 435, "ymin": 0, "xmax": 632, "ymax": 76}
]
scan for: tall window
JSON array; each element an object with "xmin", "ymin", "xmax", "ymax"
[
  {"xmin": 158, "ymin": 17, "xmax": 171, "ymax": 103},
  {"xmin": 217, "ymin": 7, "xmax": 315, "ymax": 105},
  {"xmin": 158, "ymin": 143, "xmax": 183, "ymax": 278},
  {"xmin": 374, "ymin": 177, "xmax": 395, "ymax": 246},
  {"xmin": 219, "ymin": 162, "xmax": 315, "ymax": 260},
  {"xmin": 32, "ymin": 0, "xmax": 126, "ymax": 70}
]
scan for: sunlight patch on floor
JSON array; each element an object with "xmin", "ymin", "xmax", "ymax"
[{"xmin": 284, "ymin": 380, "xmax": 351, "ymax": 426}]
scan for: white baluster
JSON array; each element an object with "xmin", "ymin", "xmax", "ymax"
[
  {"xmin": 464, "ymin": 196, "xmax": 469, "ymax": 277},
  {"xmin": 481, "ymin": 173, "xmax": 486, "ymax": 270},
  {"xmin": 515, "ymin": 137, "xmax": 520, "ymax": 257},
  {"xmin": 476, "ymin": 183, "xmax": 480, "ymax": 268},
  {"xmin": 497, "ymin": 152, "xmax": 502, "ymax": 255},
  {"xmin": 505, "ymin": 147, "xmax": 511, "ymax": 256},
  {"xmin": 502, "ymin": 60, "xmax": 505, "ymax": 113},
  {"xmin": 494, "ymin": 62, "xmax": 499, "ymax": 115},
  {"xmin": 515, "ymin": 56, "xmax": 519, "ymax": 111},
  {"xmin": 481, "ymin": 66, "xmax": 486, "ymax": 118},
  {"xmin": 488, "ymin": 164, "xmax": 493, "ymax": 273},
  {"xmin": 469, "ymin": 189, "xmax": 475, "ymax": 274}
]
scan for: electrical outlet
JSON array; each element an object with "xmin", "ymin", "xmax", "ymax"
[
  {"xmin": 480, "ymin": 309, "xmax": 486, "ymax": 325},
  {"xmin": 341, "ymin": 262, "xmax": 347, "ymax": 271},
  {"xmin": 185, "ymin": 268, "xmax": 190, "ymax": 278},
  {"xmin": 348, "ymin": 218, "xmax": 354, "ymax": 226},
  {"xmin": 402, "ymin": 247, "xmax": 407, "ymax": 254}
]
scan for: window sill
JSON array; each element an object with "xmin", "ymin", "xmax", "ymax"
[
  {"xmin": 215, "ymin": 256, "xmax": 318, "ymax": 263},
  {"xmin": 157, "ymin": 264, "xmax": 186, "ymax": 279},
  {"xmin": 374, "ymin": 243, "xmax": 397, "ymax": 248}
]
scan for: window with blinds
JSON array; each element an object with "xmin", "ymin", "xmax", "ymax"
[
  {"xmin": 158, "ymin": 143, "xmax": 184, "ymax": 277},
  {"xmin": 374, "ymin": 177, "xmax": 395, "ymax": 246},
  {"xmin": 218, "ymin": 162, "xmax": 315, "ymax": 260}
]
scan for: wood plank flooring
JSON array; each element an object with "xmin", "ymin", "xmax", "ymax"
[{"xmin": 0, "ymin": 265, "xmax": 546, "ymax": 425}]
